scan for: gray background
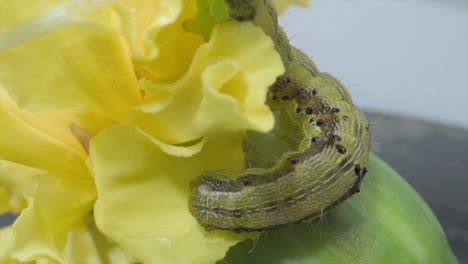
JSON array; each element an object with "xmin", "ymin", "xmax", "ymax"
[{"xmin": 280, "ymin": 0, "xmax": 468, "ymax": 128}]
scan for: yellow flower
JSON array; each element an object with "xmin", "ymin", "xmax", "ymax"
[{"xmin": 0, "ymin": 0, "xmax": 286, "ymax": 263}]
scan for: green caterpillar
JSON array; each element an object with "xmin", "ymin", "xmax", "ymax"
[{"xmin": 189, "ymin": 0, "xmax": 371, "ymax": 232}]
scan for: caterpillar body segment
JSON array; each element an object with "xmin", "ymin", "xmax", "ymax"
[{"xmin": 189, "ymin": 0, "xmax": 371, "ymax": 232}]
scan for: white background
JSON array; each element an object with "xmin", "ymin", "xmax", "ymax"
[{"xmin": 280, "ymin": 0, "xmax": 468, "ymax": 128}]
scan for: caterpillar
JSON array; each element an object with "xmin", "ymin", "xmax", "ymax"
[{"xmin": 189, "ymin": 0, "xmax": 371, "ymax": 233}]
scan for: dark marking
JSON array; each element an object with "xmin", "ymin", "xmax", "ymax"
[
  {"xmin": 342, "ymin": 115, "xmax": 349, "ymax": 121},
  {"xmin": 335, "ymin": 144, "xmax": 347, "ymax": 154},
  {"xmin": 242, "ymin": 179, "xmax": 254, "ymax": 186},
  {"xmin": 316, "ymin": 119, "xmax": 325, "ymax": 126},
  {"xmin": 311, "ymin": 136, "xmax": 320, "ymax": 143},
  {"xmin": 281, "ymin": 95, "xmax": 290, "ymax": 101},
  {"xmin": 309, "ymin": 117, "xmax": 315, "ymax": 123},
  {"xmin": 305, "ymin": 107, "xmax": 314, "ymax": 115},
  {"xmin": 354, "ymin": 164, "xmax": 362, "ymax": 176},
  {"xmin": 290, "ymin": 158, "xmax": 300, "ymax": 165},
  {"xmin": 332, "ymin": 134, "xmax": 342, "ymax": 141},
  {"xmin": 296, "ymin": 107, "xmax": 302, "ymax": 113},
  {"xmin": 331, "ymin": 107, "xmax": 341, "ymax": 113},
  {"xmin": 312, "ymin": 89, "xmax": 318, "ymax": 95}
]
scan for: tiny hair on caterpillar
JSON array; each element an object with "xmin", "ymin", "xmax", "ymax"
[{"xmin": 189, "ymin": 0, "xmax": 371, "ymax": 232}]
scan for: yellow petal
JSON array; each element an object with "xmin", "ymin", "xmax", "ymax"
[
  {"xmin": 0, "ymin": 0, "xmax": 73, "ymax": 46},
  {"xmin": 90, "ymin": 125, "xmax": 249, "ymax": 264},
  {"xmin": 10, "ymin": 220, "xmax": 130, "ymax": 264},
  {"xmin": 10, "ymin": 174, "xmax": 96, "ymax": 263},
  {"xmin": 114, "ymin": 0, "xmax": 184, "ymax": 60},
  {"xmin": 0, "ymin": 190, "xmax": 9, "ymax": 214},
  {"xmin": 0, "ymin": 89, "xmax": 91, "ymax": 179},
  {"xmin": 0, "ymin": 227, "xmax": 14, "ymax": 264},
  {"xmin": 131, "ymin": 22, "xmax": 284, "ymax": 144},
  {"xmin": 2, "ymin": 201, "xmax": 128, "ymax": 264},
  {"xmin": 0, "ymin": 1, "xmax": 141, "ymax": 120},
  {"xmin": 273, "ymin": 0, "xmax": 310, "ymax": 14},
  {"xmin": 62, "ymin": 222, "xmax": 130, "ymax": 264},
  {"xmin": 116, "ymin": 0, "xmax": 204, "ymax": 82},
  {"xmin": 0, "ymin": 1, "xmax": 116, "ymax": 45},
  {"xmin": 0, "ymin": 160, "xmax": 38, "ymax": 213}
]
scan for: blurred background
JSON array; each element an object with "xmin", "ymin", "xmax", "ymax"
[
  {"xmin": 280, "ymin": 0, "xmax": 468, "ymax": 128},
  {"xmin": 280, "ymin": 0, "xmax": 468, "ymax": 262}
]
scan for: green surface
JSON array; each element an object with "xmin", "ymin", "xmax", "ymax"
[{"xmin": 222, "ymin": 154, "xmax": 458, "ymax": 264}]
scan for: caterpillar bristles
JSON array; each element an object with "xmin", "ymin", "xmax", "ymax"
[{"xmin": 189, "ymin": 0, "xmax": 371, "ymax": 232}]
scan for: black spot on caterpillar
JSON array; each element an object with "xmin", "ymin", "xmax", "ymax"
[{"xmin": 188, "ymin": 0, "xmax": 371, "ymax": 232}]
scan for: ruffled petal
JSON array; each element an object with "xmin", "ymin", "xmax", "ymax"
[
  {"xmin": 0, "ymin": 161, "xmax": 124, "ymax": 264},
  {"xmin": 0, "ymin": 1, "xmax": 141, "ymax": 120},
  {"xmin": 8, "ymin": 220, "xmax": 129, "ymax": 264},
  {"xmin": 131, "ymin": 22, "xmax": 284, "ymax": 144},
  {"xmin": 90, "ymin": 125, "xmax": 250, "ymax": 264},
  {"xmin": 0, "ymin": 160, "xmax": 38, "ymax": 214},
  {"xmin": 115, "ymin": 0, "xmax": 204, "ymax": 82},
  {"xmin": 61, "ymin": 222, "xmax": 130, "ymax": 264},
  {"xmin": 0, "ymin": 89, "xmax": 90, "ymax": 178},
  {"xmin": 10, "ymin": 174, "xmax": 96, "ymax": 263}
]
